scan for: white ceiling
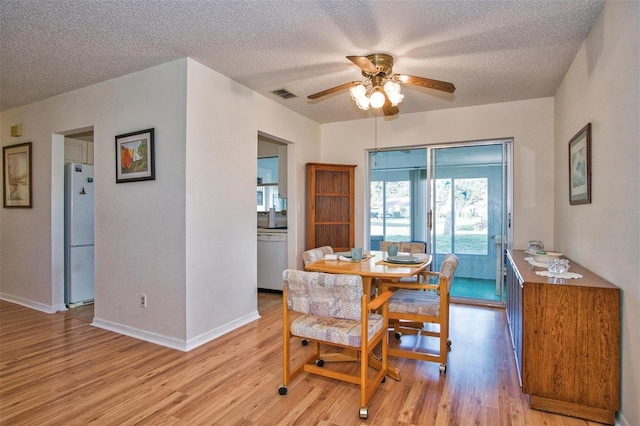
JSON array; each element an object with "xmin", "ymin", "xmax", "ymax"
[{"xmin": 0, "ymin": 0, "xmax": 605, "ymax": 124}]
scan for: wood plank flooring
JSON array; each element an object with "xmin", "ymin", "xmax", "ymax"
[{"xmin": 0, "ymin": 294, "xmax": 603, "ymax": 425}]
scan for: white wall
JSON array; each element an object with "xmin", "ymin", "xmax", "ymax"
[
  {"xmin": 319, "ymin": 97, "xmax": 556, "ymax": 251},
  {"xmin": 1, "ymin": 60, "xmax": 190, "ymax": 344},
  {"xmin": 94, "ymin": 63, "xmax": 189, "ymax": 345},
  {"xmin": 0, "ymin": 58, "xmax": 321, "ymax": 351},
  {"xmin": 554, "ymin": 1, "xmax": 639, "ymax": 424},
  {"xmin": 182, "ymin": 59, "xmax": 319, "ymax": 344}
]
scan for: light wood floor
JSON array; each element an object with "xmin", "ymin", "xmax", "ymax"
[{"xmin": 0, "ymin": 294, "xmax": 602, "ymax": 425}]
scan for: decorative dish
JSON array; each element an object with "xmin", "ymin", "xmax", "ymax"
[
  {"xmin": 334, "ymin": 251, "xmax": 352, "ymax": 258},
  {"xmin": 385, "ymin": 255, "xmax": 423, "ymax": 264},
  {"xmin": 532, "ymin": 251, "xmax": 563, "ymax": 263}
]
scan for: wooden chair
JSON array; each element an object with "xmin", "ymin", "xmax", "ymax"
[
  {"xmin": 279, "ymin": 269, "xmax": 393, "ymax": 419},
  {"xmin": 380, "ymin": 253, "xmax": 459, "ymax": 374},
  {"xmin": 380, "ymin": 241, "xmax": 426, "ymax": 255},
  {"xmin": 300, "ymin": 247, "xmax": 335, "ymax": 346},
  {"xmin": 302, "ymin": 246, "xmax": 333, "ymax": 266},
  {"xmin": 379, "ymin": 241, "xmax": 428, "ymax": 284}
]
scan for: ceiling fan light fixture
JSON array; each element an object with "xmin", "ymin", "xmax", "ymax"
[
  {"xmin": 349, "ymin": 83, "xmax": 367, "ymax": 100},
  {"xmin": 369, "ymin": 89, "xmax": 386, "ymax": 108},
  {"xmin": 383, "ymin": 80, "xmax": 400, "ymax": 95},
  {"xmin": 308, "ymin": 53, "xmax": 455, "ymax": 117},
  {"xmin": 387, "ymin": 91, "xmax": 404, "ymax": 106},
  {"xmin": 355, "ymin": 96, "xmax": 370, "ymax": 110}
]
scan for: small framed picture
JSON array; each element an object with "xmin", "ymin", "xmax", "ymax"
[
  {"xmin": 3, "ymin": 142, "xmax": 32, "ymax": 208},
  {"xmin": 568, "ymin": 123, "xmax": 591, "ymax": 205},
  {"xmin": 115, "ymin": 128, "xmax": 155, "ymax": 183}
]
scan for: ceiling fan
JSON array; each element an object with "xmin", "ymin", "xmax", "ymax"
[{"xmin": 308, "ymin": 53, "xmax": 456, "ymax": 116}]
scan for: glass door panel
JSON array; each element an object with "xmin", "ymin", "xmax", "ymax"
[
  {"xmin": 433, "ymin": 178, "xmax": 452, "ymax": 254},
  {"xmin": 369, "ymin": 150, "xmax": 427, "ymax": 250},
  {"xmin": 368, "ymin": 142, "xmax": 510, "ymax": 304},
  {"xmin": 454, "ymin": 178, "xmax": 488, "ymax": 256},
  {"xmin": 430, "ymin": 144, "xmax": 506, "ymax": 303}
]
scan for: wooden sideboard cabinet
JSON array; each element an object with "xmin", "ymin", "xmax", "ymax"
[
  {"xmin": 305, "ymin": 163, "xmax": 356, "ymax": 252},
  {"xmin": 505, "ymin": 250, "xmax": 620, "ymax": 425}
]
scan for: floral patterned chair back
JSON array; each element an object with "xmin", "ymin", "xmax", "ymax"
[{"xmin": 302, "ymin": 246, "xmax": 334, "ymax": 266}]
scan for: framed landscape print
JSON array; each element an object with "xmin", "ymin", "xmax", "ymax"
[
  {"xmin": 568, "ymin": 123, "xmax": 591, "ymax": 205},
  {"xmin": 3, "ymin": 142, "xmax": 32, "ymax": 208},
  {"xmin": 115, "ymin": 128, "xmax": 155, "ymax": 183}
]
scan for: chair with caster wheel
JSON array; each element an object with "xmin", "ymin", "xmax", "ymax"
[
  {"xmin": 380, "ymin": 241, "xmax": 426, "ymax": 256},
  {"xmin": 380, "ymin": 253, "xmax": 458, "ymax": 374},
  {"xmin": 299, "ymin": 246, "xmax": 334, "ymax": 346},
  {"xmin": 278, "ymin": 269, "xmax": 393, "ymax": 419}
]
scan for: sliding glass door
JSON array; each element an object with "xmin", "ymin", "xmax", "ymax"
[
  {"xmin": 370, "ymin": 149, "xmax": 428, "ymax": 249},
  {"xmin": 368, "ymin": 141, "xmax": 511, "ymax": 304}
]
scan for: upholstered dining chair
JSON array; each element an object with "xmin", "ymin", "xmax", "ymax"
[
  {"xmin": 300, "ymin": 247, "xmax": 336, "ymax": 346},
  {"xmin": 380, "ymin": 253, "xmax": 459, "ymax": 374},
  {"xmin": 380, "ymin": 241, "xmax": 426, "ymax": 255},
  {"xmin": 302, "ymin": 246, "xmax": 333, "ymax": 266},
  {"xmin": 279, "ymin": 269, "xmax": 393, "ymax": 419}
]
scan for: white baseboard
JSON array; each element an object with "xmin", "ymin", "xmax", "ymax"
[
  {"xmin": 91, "ymin": 310, "xmax": 261, "ymax": 352},
  {"xmin": 91, "ymin": 317, "xmax": 189, "ymax": 351},
  {"xmin": 185, "ymin": 310, "xmax": 261, "ymax": 351},
  {"xmin": 2, "ymin": 292, "xmax": 262, "ymax": 352},
  {"xmin": 0, "ymin": 293, "xmax": 65, "ymax": 314}
]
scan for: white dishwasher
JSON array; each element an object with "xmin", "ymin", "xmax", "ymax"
[{"xmin": 257, "ymin": 231, "xmax": 287, "ymax": 291}]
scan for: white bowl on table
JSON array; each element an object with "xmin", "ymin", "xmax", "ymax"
[{"xmin": 532, "ymin": 251, "xmax": 563, "ymax": 263}]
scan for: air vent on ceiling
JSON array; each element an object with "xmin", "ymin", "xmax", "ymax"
[{"xmin": 271, "ymin": 89, "xmax": 298, "ymax": 99}]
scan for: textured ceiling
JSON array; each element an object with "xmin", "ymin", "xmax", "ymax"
[{"xmin": 0, "ymin": 0, "xmax": 605, "ymax": 124}]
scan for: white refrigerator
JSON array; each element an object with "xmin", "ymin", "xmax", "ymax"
[{"xmin": 64, "ymin": 163, "xmax": 95, "ymax": 307}]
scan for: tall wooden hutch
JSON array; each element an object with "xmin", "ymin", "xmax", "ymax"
[{"xmin": 305, "ymin": 163, "xmax": 356, "ymax": 252}]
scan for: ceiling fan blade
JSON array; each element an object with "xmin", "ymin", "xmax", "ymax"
[
  {"xmin": 307, "ymin": 81, "xmax": 360, "ymax": 100},
  {"xmin": 346, "ymin": 56, "xmax": 379, "ymax": 75},
  {"xmin": 396, "ymin": 74, "xmax": 456, "ymax": 93},
  {"xmin": 382, "ymin": 96, "xmax": 399, "ymax": 116}
]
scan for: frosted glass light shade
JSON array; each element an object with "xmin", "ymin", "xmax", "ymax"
[
  {"xmin": 369, "ymin": 90, "xmax": 385, "ymax": 108},
  {"xmin": 355, "ymin": 95, "xmax": 370, "ymax": 110},
  {"xmin": 387, "ymin": 92, "xmax": 404, "ymax": 106},
  {"xmin": 349, "ymin": 84, "xmax": 367, "ymax": 100},
  {"xmin": 383, "ymin": 80, "xmax": 400, "ymax": 95}
]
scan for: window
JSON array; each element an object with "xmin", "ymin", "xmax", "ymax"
[{"xmin": 257, "ymin": 157, "xmax": 282, "ymax": 212}]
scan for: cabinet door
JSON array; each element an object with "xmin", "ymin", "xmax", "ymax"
[
  {"xmin": 306, "ymin": 163, "xmax": 356, "ymax": 252},
  {"xmin": 522, "ymin": 283, "xmax": 620, "ymax": 413},
  {"xmin": 65, "ymin": 138, "xmax": 94, "ymax": 165},
  {"xmin": 65, "ymin": 138, "xmax": 87, "ymax": 164}
]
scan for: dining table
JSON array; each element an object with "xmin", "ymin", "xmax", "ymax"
[{"xmin": 304, "ymin": 250, "xmax": 432, "ymax": 381}]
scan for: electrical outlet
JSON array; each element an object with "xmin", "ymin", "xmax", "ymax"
[{"xmin": 140, "ymin": 294, "xmax": 147, "ymax": 308}]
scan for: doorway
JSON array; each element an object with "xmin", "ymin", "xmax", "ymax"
[
  {"xmin": 256, "ymin": 132, "xmax": 292, "ymax": 301},
  {"xmin": 368, "ymin": 140, "xmax": 512, "ymax": 305},
  {"xmin": 52, "ymin": 127, "xmax": 95, "ymax": 318}
]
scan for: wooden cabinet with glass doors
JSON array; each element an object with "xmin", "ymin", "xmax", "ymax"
[{"xmin": 305, "ymin": 163, "xmax": 356, "ymax": 252}]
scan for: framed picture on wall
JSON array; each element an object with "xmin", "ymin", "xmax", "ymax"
[
  {"xmin": 568, "ymin": 123, "xmax": 591, "ymax": 205},
  {"xmin": 3, "ymin": 142, "xmax": 32, "ymax": 208},
  {"xmin": 115, "ymin": 128, "xmax": 155, "ymax": 183}
]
